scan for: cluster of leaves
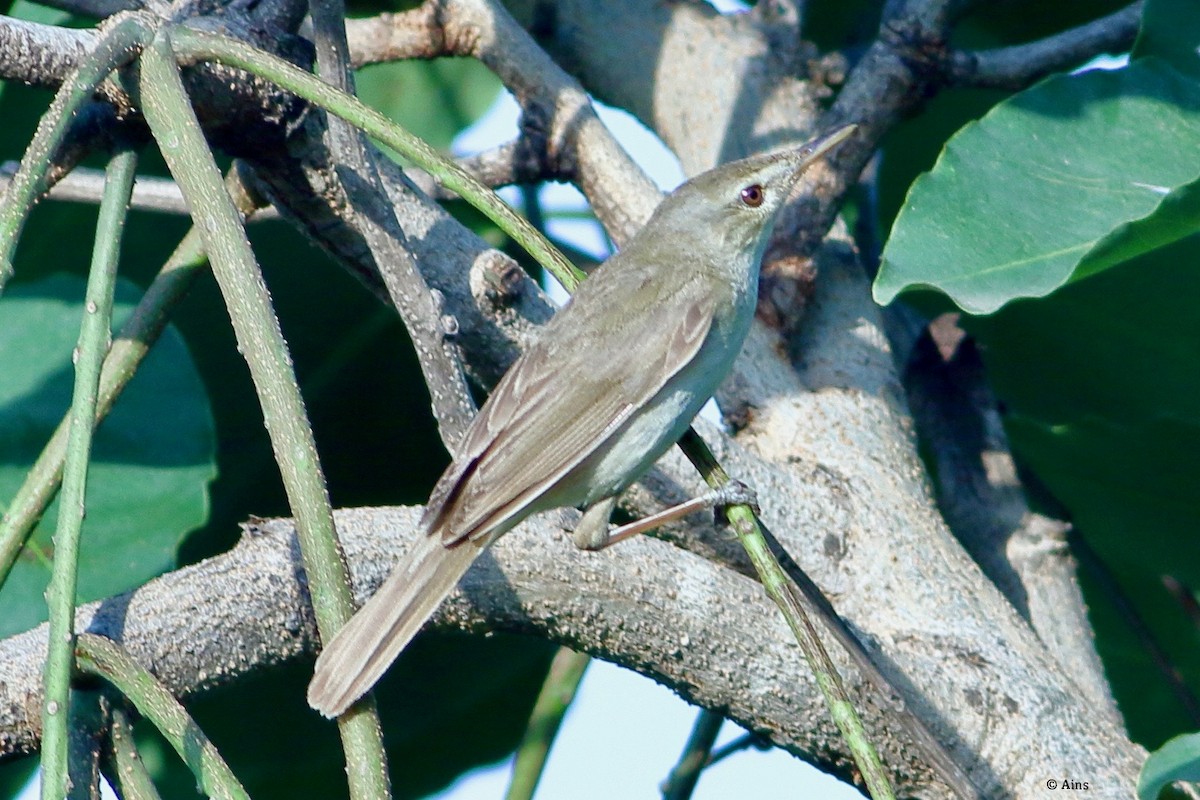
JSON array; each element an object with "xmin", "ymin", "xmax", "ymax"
[{"xmin": 874, "ymin": 0, "xmax": 1200, "ymax": 794}]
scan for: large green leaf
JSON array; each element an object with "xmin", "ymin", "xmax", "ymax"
[
  {"xmin": 875, "ymin": 58, "xmax": 1200, "ymax": 314},
  {"xmin": 1139, "ymin": 731, "xmax": 1200, "ymax": 800},
  {"xmin": 1006, "ymin": 414, "xmax": 1200, "ymax": 585},
  {"xmin": 1134, "ymin": 0, "xmax": 1200, "ymax": 81},
  {"xmin": 969, "ymin": 227, "xmax": 1200, "ymax": 744},
  {"xmin": 0, "ymin": 274, "xmax": 215, "ymax": 638}
]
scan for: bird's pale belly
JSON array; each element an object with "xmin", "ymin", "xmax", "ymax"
[{"xmin": 537, "ymin": 314, "xmax": 749, "ymax": 511}]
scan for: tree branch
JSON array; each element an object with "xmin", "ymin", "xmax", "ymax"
[
  {"xmin": 903, "ymin": 330, "xmax": 1121, "ymax": 723},
  {"xmin": 346, "ymin": 0, "xmax": 661, "ymax": 246},
  {"xmin": 946, "ymin": 2, "xmax": 1143, "ymax": 90}
]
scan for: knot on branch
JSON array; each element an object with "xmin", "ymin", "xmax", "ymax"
[{"xmin": 880, "ymin": 17, "xmax": 951, "ymax": 89}]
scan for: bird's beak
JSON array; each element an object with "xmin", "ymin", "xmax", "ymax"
[{"xmin": 794, "ymin": 123, "xmax": 857, "ymax": 169}]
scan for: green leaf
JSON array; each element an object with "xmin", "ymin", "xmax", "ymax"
[
  {"xmin": 1006, "ymin": 414, "xmax": 1200, "ymax": 584},
  {"xmin": 0, "ymin": 274, "xmax": 215, "ymax": 638},
  {"xmin": 965, "ymin": 231, "xmax": 1200, "ymax": 745},
  {"xmin": 875, "ymin": 59, "xmax": 1200, "ymax": 313},
  {"xmin": 1006, "ymin": 412, "xmax": 1200, "ymax": 746},
  {"xmin": 1139, "ymin": 731, "xmax": 1200, "ymax": 800},
  {"xmin": 969, "ymin": 234, "xmax": 1200, "ymax": 425},
  {"xmin": 1134, "ymin": 0, "xmax": 1200, "ymax": 81}
]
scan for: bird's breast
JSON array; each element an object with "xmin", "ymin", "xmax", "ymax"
[{"xmin": 548, "ymin": 308, "xmax": 753, "ymax": 509}]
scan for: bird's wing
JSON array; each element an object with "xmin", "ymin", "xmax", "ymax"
[{"xmin": 423, "ymin": 267, "xmax": 716, "ymax": 546}]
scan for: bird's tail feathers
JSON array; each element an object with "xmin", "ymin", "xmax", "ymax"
[{"xmin": 307, "ymin": 533, "xmax": 481, "ymax": 717}]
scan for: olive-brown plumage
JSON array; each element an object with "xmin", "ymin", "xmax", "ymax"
[{"xmin": 307, "ymin": 125, "xmax": 856, "ymax": 717}]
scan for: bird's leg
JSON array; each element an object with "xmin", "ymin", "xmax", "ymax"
[
  {"xmin": 569, "ymin": 496, "xmax": 619, "ymax": 551},
  {"xmin": 570, "ymin": 481, "xmax": 759, "ymax": 551}
]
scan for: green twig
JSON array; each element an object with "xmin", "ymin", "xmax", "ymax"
[
  {"xmin": 0, "ymin": 15, "xmax": 151, "ymax": 293},
  {"xmin": 102, "ymin": 705, "xmax": 164, "ymax": 800},
  {"xmin": 41, "ymin": 145, "xmax": 138, "ymax": 800},
  {"xmin": 76, "ymin": 634, "xmax": 249, "ymax": 800},
  {"xmin": 165, "ymin": 26, "xmax": 585, "ymax": 292},
  {"xmin": 304, "ymin": 0, "xmax": 398, "ymax": 792},
  {"xmin": 661, "ymin": 709, "xmax": 724, "ymax": 800},
  {"xmin": 0, "ymin": 219, "xmax": 213, "ymax": 591},
  {"xmin": 504, "ymin": 647, "xmax": 590, "ymax": 800},
  {"xmin": 677, "ymin": 430, "xmax": 895, "ymax": 800},
  {"xmin": 136, "ymin": 28, "xmax": 390, "ymax": 796}
]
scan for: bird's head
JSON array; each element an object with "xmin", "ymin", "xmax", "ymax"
[{"xmin": 645, "ymin": 124, "xmax": 858, "ymax": 261}]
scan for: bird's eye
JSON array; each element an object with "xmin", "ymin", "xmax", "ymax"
[{"xmin": 739, "ymin": 184, "xmax": 765, "ymax": 208}]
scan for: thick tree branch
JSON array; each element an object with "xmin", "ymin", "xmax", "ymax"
[{"xmin": 0, "ymin": 16, "xmax": 93, "ymax": 89}]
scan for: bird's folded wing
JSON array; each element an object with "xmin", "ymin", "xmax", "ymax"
[{"xmin": 424, "ymin": 272, "xmax": 717, "ymax": 546}]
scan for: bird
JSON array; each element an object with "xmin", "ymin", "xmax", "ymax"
[{"xmin": 307, "ymin": 124, "xmax": 857, "ymax": 717}]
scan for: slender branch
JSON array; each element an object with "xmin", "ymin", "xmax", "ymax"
[
  {"xmin": 345, "ymin": 0, "xmax": 662, "ymax": 246},
  {"xmin": 0, "ymin": 162, "xmax": 280, "ymax": 218},
  {"xmin": 102, "ymin": 706, "xmax": 163, "ymax": 800},
  {"xmin": 310, "ymin": 0, "xmax": 473, "ymax": 453},
  {"xmin": 705, "ymin": 732, "xmax": 770, "ymax": 769},
  {"xmin": 950, "ymin": 1, "xmax": 1137, "ymax": 89},
  {"xmin": 0, "ymin": 14, "xmax": 149, "ymax": 293},
  {"xmin": 305, "ymin": 0, "xmax": 395, "ymax": 792},
  {"xmin": 661, "ymin": 709, "xmax": 724, "ymax": 800},
  {"xmin": 67, "ymin": 689, "xmax": 109, "ymax": 800},
  {"xmin": 946, "ymin": 2, "xmax": 1143, "ymax": 89},
  {"xmin": 169, "ymin": 25, "xmax": 584, "ymax": 291},
  {"xmin": 504, "ymin": 648, "xmax": 590, "ymax": 800},
  {"xmin": 76, "ymin": 635, "xmax": 249, "ymax": 800},
  {"xmin": 406, "ymin": 140, "xmax": 562, "ymax": 201},
  {"xmin": 41, "ymin": 144, "xmax": 137, "ymax": 800},
  {"xmin": 138, "ymin": 27, "xmax": 398, "ymax": 798},
  {"xmin": 674, "ymin": 430, "xmax": 896, "ymax": 800}
]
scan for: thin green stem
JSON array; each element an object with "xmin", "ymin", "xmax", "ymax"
[
  {"xmin": 165, "ymin": 26, "xmax": 585, "ymax": 292},
  {"xmin": 0, "ymin": 15, "xmax": 151, "ymax": 292},
  {"xmin": 0, "ymin": 221, "xmax": 211, "ymax": 591},
  {"xmin": 136, "ymin": 28, "xmax": 390, "ymax": 794},
  {"xmin": 41, "ymin": 146, "xmax": 138, "ymax": 800},
  {"xmin": 661, "ymin": 709, "xmax": 724, "ymax": 800},
  {"xmin": 304, "ymin": 0, "xmax": 396, "ymax": 792},
  {"xmin": 102, "ymin": 705, "xmax": 164, "ymax": 800},
  {"xmin": 676, "ymin": 430, "xmax": 895, "ymax": 800},
  {"xmin": 76, "ymin": 634, "xmax": 249, "ymax": 800},
  {"xmin": 504, "ymin": 647, "xmax": 590, "ymax": 800}
]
